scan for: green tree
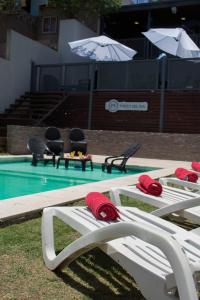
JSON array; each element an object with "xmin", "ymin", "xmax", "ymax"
[
  {"xmin": 49, "ymin": 0, "xmax": 122, "ymax": 17},
  {"xmin": 0, "ymin": 0, "xmax": 16, "ymax": 11}
]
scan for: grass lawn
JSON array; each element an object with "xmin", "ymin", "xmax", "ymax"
[{"xmin": 0, "ymin": 197, "xmax": 157, "ymax": 300}]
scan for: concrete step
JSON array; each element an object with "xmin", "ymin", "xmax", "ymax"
[
  {"xmin": 31, "ymin": 113, "xmax": 48, "ymax": 118},
  {"xmin": 0, "ymin": 92, "xmax": 66, "ymax": 131},
  {"xmin": 10, "ymin": 102, "xmax": 30, "ymax": 108},
  {"xmin": 32, "ymin": 95, "xmax": 61, "ymax": 99},
  {"xmin": 5, "ymin": 108, "xmax": 30, "ymax": 115},
  {"xmin": 31, "ymin": 108, "xmax": 51, "ymax": 113},
  {"xmin": 30, "ymin": 100, "xmax": 61, "ymax": 106},
  {"xmin": 30, "ymin": 100, "xmax": 56, "ymax": 105},
  {"xmin": 1, "ymin": 113, "xmax": 30, "ymax": 119},
  {"xmin": 29, "ymin": 92, "xmax": 63, "ymax": 98},
  {"xmin": 14, "ymin": 107, "xmax": 30, "ymax": 113},
  {"xmin": 15, "ymin": 99, "xmax": 30, "ymax": 105}
]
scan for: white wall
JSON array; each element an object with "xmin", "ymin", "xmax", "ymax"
[
  {"xmin": 0, "ymin": 30, "xmax": 61, "ymax": 112},
  {"xmin": 0, "ymin": 20, "xmax": 96, "ymax": 112},
  {"xmin": 58, "ymin": 19, "xmax": 96, "ymax": 63}
]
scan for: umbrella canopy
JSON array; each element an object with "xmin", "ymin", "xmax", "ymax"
[
  {"xmin": 68, "ymin": 35, "xmax": 137, "ymax": 61},
  {"xmin": 142, "ymin": 28, "xmax": 200, "ymax": 58}
]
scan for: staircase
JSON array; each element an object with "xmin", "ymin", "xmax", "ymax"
[{"xmin": 0, "ymin": 92, "xmax": 68, "ymax": 152}]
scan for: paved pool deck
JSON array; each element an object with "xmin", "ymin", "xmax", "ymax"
[{"xmin": 0, "ymin": 155, "xmax": 193, "ymax": 222}]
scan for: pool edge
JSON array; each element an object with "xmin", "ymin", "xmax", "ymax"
[{"xmin": 0, "ymin": 155, "xmax": 191, "ymax": 223}]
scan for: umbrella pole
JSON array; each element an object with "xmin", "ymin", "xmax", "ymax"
[
  {"xmin": 159, "ymin": 56, "xmax": 167, "ymax": 132},
  {"xmin": 88, "ymin": 62, "xmax": 95, "ymax": 130}
]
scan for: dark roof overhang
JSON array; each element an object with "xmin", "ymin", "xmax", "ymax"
[{"xmin": 120, "ymin": 0, "xmax": 200, "ymax": 13}]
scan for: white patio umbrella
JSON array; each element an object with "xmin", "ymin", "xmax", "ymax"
[
  {"xmin": 142, "ymin": 28, "xmax": 200, "ymax": 58},
  {"xmin": 68, "ymin": 35, "xmax": 137, "ymax": 129},
  {"xmin": 68, "ymin": 35, "xmax": 137, "ymax": 61}
]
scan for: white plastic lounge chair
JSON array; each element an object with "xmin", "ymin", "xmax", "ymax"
[
  {"xmin": 42, "ymin": 206, "xmax": 200, "ymax": 300},
  {"xmin": 110, "ymin": 184, "xmax": 200, "ymax": 224},
  {"xmin": 160, "ymin": 177, "xmax": 200, "ymax": 193}
]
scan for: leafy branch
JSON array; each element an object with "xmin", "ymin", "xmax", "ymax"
[{"xmin": 48, "ymin": 0, "xmax": 122, "ymax": 17}]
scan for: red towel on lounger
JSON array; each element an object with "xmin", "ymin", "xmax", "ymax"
[
  {"xmin": 191, "ymin": 162, "xmax": 200, "ymax": 172},
  {"xmin": 85, "ymin": 192, "xmax": 120, "ymax": 221},
  {"xmin": 175, "ymin": 168, "xmax": 198, "ymax": 183},
  {"xmin": 136, "ymin": 175, "xmax": 162, "ymax": 196}
]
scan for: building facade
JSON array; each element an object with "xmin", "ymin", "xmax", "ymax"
[{"xmin": 104, "ymin": 0, "xmax": 200, "ymax": 58}]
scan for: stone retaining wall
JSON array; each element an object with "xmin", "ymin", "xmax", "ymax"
[{"xmin": 7, "ymin": 125, "xmax": 200, "ymax": 161}]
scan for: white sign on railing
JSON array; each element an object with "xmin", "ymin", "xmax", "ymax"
[{"xmin": 105, "ymin": 99, "xmax": 148, "ymax": 112}]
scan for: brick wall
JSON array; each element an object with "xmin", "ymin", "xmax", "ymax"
[{"xmin": 7, "ymin": 125, "xmax": 200, "ymax": 161}]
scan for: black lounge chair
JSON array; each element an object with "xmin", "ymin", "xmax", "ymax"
[
  {"xmin": 27, "ymin": 138, "xmax": 55, "ymax": 166},
  {"xmin": 102, "ymin": 143, "xmax": 141, "ymax": 174},
  {"xmin": 45, "ymin": 127, "xmax": 64, "ymax": 156},
  {"xmin": 69, "ymin": 128, "xmax": 87, "ymax": 155}
]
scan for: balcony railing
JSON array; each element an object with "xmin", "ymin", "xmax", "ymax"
[{"xmin": 31, "ymin": 57, "xmax": 200, "ymax": 92}]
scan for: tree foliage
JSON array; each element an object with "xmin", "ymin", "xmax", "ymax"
[
  {"xmin": 0, "ymin": 0, "xmax": 16, "ymax": 11},
  {"xmin": 0, "ymin": 0, "xmax": 122, "ymax": 16},
  {"xmin": 49, "ymin": 0, "xmax": 122, "ymax": 17}
]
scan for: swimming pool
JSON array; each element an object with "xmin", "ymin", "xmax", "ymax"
[{"xmin": 0, "ymin": 161, "xmax": 156, "ymax": 200}]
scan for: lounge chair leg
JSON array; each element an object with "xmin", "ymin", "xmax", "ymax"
[
  {"xmin": 32, "ymin": 156, "xmax": 37, "ymax": 166},
  {"xmin": 53, "ymin": 155, "xmax": 56, "ymax": 167},
  {"xmin": 107, "ymin": 165, "xmax": 112, "ymax": 173}
]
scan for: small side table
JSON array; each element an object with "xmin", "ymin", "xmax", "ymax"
[{"xmin": 57, "ymin": 156, "xmax": 93, "ymax": 171}]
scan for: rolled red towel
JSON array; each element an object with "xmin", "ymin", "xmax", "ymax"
[
  {"xmin": 175, "ymin": 168, "xmax": 198, "ymax": 183},
  {"xmin": 85, "ymin": 192, "xmax": 120, "ymax": 221},
  {"xmin": 136, "ymin": 174, "xmax": 162, "ymax": 196},
  {"xmin": 191, "ymin": 162, "xmax": 200, "ymax": 172}
]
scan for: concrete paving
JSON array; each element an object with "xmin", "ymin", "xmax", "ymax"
[{"xmin": 0, "ymin": 155, "xmax": 193, "ymax": 222}]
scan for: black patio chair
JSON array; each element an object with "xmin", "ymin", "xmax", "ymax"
[
  {"xmin": 45, "ymin": 127, "xmax": 64, "ymax": 156},
  {"xmin": 69, "ymin": 128, "xmax": 87, "ymax": 155},
  {"xmin": 27, "ymin": 137, "xmax": 55, "ymax": 166},
  {"xmin": 102, "ymin": 143, "xmax": 141, "ymax": 174}
]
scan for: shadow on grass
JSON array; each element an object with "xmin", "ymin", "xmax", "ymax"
[{"xmin": 55, "ymin": 248, "xmax": 145, "ymax": 300}]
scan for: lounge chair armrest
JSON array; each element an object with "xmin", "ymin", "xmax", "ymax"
[
  {"xmin": 110, "ymin": 186, "xmax": 149, "ymax": 206},
  {"xmin": 152, "ymin": 195, "xmax": 200, "ymax": 217},
  {"xmin": 159, "ymin": 177, "xmax": 200, "ymax": 191},
  {"xmin": 110, "ymin": 187, "xmax": 125, "ymax": 205},
  {"xmin": 105, "ymin": 155, "xmax": 123, "ymax": 163},
  {"xmin": 110, "ymin": 157, "xmax": 124, "ymax": 166}
]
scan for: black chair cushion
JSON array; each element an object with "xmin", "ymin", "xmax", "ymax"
[
  {"xmin": 45, "ymin": 127, "xmax": 61, "ymax": 141},
  {"xmin": 69, "ymin": 128, "xmax": 85, "ymax": 142}
]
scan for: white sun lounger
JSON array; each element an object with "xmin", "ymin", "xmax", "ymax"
[
  {"xmin": 42, "ymin": 206, "xmax": 200, "ymax": 300},
  {"xmin": 110, "ymin": 184, "xmax": 200, "ymax": 224},
  {"xmin": 160, "ymin": 177, "xmax": 200, "ymax": 193}
]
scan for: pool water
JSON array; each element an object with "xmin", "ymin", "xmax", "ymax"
[{"xmin": 0, "ymin": 161, "xmax": 155, "ymax": 200}]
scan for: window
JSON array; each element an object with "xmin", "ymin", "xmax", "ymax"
[{"xmin": 42, "ymin": 16, "xmax": 58, "ymax": 33}]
